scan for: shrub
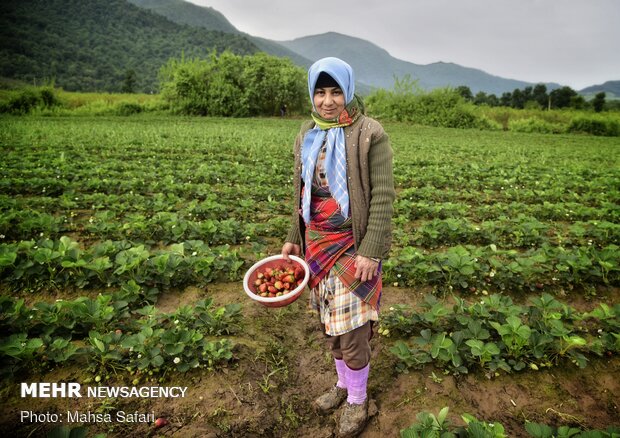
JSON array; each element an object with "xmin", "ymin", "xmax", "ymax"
[
  {"xmin": 116, "ymin": 102, "xmax": 143, "ymax": 116},
  {"xmin": 1, "ymin": 87, "xmax": 61, "ymax": 114},
  {"xmin": 5, "ymin": 89, "xmax": 41, "ymax": 114},
  {"xmin": 366, "ymin": 77, "xmax": 487, "ymax": 129},
  {"xmin": 568, "ymin": 116, "xmax": 620, "ymax": 137},
  {"xmin": 159, "ymin": 51, "xmax": 306, "ymax": 117},
  {"xmin": 509, "ymin": 117, "xmax": 557, "ymax": 134},
  {"xmin": 38, "ymin": 87, "xmax": 61, "ymax": 108}
]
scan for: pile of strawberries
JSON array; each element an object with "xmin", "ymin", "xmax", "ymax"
[{"xmin": 252, "ymin": 264, "xmax": 305, "ymax": 297}]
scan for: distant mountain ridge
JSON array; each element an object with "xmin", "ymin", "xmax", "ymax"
[
  {"xmin": 278, "ymin": 32, "xmax": 563, "ymax": 95},
  {"xmin": 579, "ymin": 81, "xmax": 620, "ymax": 98},
  {"xmin": 130, "ymin": 1, "xmax": 563, "ymax": 95},
  {"xmin": 2, "ymin": 0, "xmax": 614, "ymax": 94}
]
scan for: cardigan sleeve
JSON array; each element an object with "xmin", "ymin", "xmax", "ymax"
[{"xmin": 356, "ymin": 129, "xmax": 395, "ymax": 259}]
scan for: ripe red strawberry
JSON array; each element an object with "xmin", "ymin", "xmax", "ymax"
[
  {"xmin": 268, "ymin": 286, "xmax": 277, "ymax": 293},
  {"xmin": 259, "ymin": 283, "xmax": 268, "ymax": 293},
  {"xmin": 274, "ymin": 281, "xmax": 283, "ymax": 290},
  {"xmin": 154, "ymin": 417, "xmax": 168, "ymax": 428}
]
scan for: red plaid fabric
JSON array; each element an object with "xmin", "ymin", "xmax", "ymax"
[{"xmin": 304, "ymin": 186, "xmax": 382, "ymax": 310}]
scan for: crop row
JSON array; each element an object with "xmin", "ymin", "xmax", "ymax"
[
  {"xmin": 380, "ymin": 292, "xmax": 619, "ymax": 375},
  {"xmin": 1, "ymin": 236, "xmax": 618, "ymax": 295},
  {"xmin": 0, "ymin": 236, "xmax": 244, "ymax": 292},
  {"xmin": 2, "ymin": 207, "xmax": 618, "ymax": 253},
  {"xmin": 385, "ymin": 244, "xmax": 619, "ymax": 292},
  {"xmin": 0, "ymin": 290, "xmax": 240, "ymax": 377},
  {"xmin": 2, "ymin": 168, "xmax": 617, "ymax": 208},
  {"xmin": 0, "ymin": 209, "xmax": 289, "ymax": 244}
]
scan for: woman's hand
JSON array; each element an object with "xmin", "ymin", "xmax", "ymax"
[
  {"xmin": 354, "ymin": 255, "xmax": 379, "ymax": 282},
  {"xmin": 281, "ymin": 242, "xmax": 301, "ymax": 261}
]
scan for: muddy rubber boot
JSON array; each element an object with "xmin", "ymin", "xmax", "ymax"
[
  {"xmin": 338, "ymin": 400, "xmax": 368, "ymax": 437},
  {"xmin": 314, "ymin": 386, "xmax": 348, "ymax": 413}
]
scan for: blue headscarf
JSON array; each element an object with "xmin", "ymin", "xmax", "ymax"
[{"xmin": 301, "ymin": 57, "xmax": 356, "ymax": 224}]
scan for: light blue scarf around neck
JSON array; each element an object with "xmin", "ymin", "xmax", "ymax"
[{"xmin": 301, "ymin": 57, "xmax": 356, "ymax": 225}]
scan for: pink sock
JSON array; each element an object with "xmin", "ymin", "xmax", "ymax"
[
  {"xmin": 345, "ymin": 363, "xmax": 369, "ymax": 404},
  {"xmin": 335, "ymin": 358, "xmax": 347, "ymax": 389}
]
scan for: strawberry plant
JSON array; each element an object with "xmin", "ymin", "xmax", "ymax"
[{"xmin": 382, "ymin": 293, "xmax": 619, "ymax": 375}]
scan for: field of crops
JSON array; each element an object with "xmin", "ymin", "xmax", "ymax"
[{"xmin": 1, "ymin": 115, "xmax": 619, "ymax": 437}]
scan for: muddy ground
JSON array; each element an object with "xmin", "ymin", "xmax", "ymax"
[{"xmin": 1, "ymin": 284, "xmax": 619, "ymax": 437}]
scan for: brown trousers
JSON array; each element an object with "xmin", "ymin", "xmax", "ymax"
[{"xmin": 324, "ymin": 321, "xmax": 373, "ymax": 370}]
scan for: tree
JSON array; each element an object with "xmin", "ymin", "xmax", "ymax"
[
  {"xmin": 500, "ymin": 92, "xmax": 512, "ymax": 107},
  {"xmin": 592, "ymin": 92, "xmax": 606, "ymax": 112},
  {"xmin": 532, "ymin": 84, "xmax": 548, "ymax": 109},
  {"xmin": 549, "ymin": 86, "xmax": 577, "ymax": 109},
  {"xmin": 121, "ymin": 69, "xmax": 137, "ymax": 93},
  {"xmin": 473, "ymin": 91, "xmax": 488, "ymax": 106},
  {"xmin": 455, "ymin": 85, "xmax": 473, "ymax": 102},
  {"xmin": 511, "ymin": 89, "xmax": 525, "ymax": 109}
]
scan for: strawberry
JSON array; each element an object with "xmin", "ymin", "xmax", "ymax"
[
  {"xmin": 268, "ymin": 286, "xmax": 277, "ymax": 293},
  {"xmin": 274, "ymin": 280, "xmax": 283, "ymax": 290},
  {"xmin": 259, "ymin": 283, "xmax": 268, "ymax": 293},
  {"xmin": 154, "ymin": 417, "xmax": 168, "ymax": 428}
]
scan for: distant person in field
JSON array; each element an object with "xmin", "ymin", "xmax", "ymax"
[
  {"xmin": 280, "ymin": 103, "xmax": 287, "ymax": 117},
  {"xmin": 282, "ymin": 57, "xmax": 395, "ymax": 436}
]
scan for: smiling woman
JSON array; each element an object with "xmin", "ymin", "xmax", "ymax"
[
  {"xmin": 282, "ymin": 57, "xmax": 396, "ymax": 436},
  {"xmin": 313, "ymin": 72, "xmax": 346, "ymax": 120}
]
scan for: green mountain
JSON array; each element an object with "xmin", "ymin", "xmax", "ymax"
[
  {"xmin": 579, "ymin": 81, "xmax": 620, "ymax": 99},
  {"xmin": 126, "ymin": 0, "xmax": 238, "ymax": 34},
  {"xmin": 279, "ymin": 32, "xmax": 562, "ymax": 95},
  {"xmin": 124, "ymin": 1, "xmax": 541, "ymax": 95},
  {"xmin": 0, "ymin": 0, "xmax": 257, "ymax": 92},
  {"xmin": 128, "ymin": 0, "xmax": 312, "ymax": 68}
]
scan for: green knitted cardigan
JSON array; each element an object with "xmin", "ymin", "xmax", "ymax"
[{"xmin": 285, "ymin": 115, "xmax": 396, "ymax": 259}]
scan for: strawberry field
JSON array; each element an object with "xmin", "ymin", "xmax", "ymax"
[{"xmin": 1, "ymin": 115, "xmax": 619, "ymax": 437}]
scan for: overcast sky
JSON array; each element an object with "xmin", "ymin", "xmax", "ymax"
[{"xmin": 188, "ymin": 0, "xmax": 619, "ymax": 90}]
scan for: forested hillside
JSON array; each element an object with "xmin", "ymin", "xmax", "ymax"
[
  {"xmin": 127, "ymin": 0, "xmax": 239, "ymax": 34},
  {"xmin": 0, "ymin": 0, "xmax": 257, "ymax": 92},
  {"xmin": 128, "ymin": 0, "xmax": 312, "ymax": 69}
]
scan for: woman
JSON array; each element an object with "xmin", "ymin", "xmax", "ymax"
[{"xmin": 282, "ymin": 57, "xmax": 395, "ymax": 436}]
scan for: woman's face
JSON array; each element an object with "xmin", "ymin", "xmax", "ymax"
[{"xmin": 313, "ymin": 86, "xmax": 345, "ymax": 119}]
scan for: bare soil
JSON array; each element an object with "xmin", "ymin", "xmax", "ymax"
[{"xmin": 1, "ymin": 284, "xmax": 618, "ymax": 437}]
